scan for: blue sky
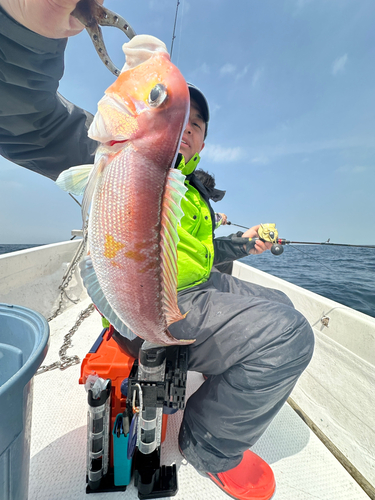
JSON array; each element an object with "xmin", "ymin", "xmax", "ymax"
[{"xmin": 1, "ymin": 0, "xmax": 374, "ymax": 244}]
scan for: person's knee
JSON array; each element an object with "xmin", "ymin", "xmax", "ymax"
[
  {"xmin": 275, "ymin": 289, "xmax": 294, "ymax": 308},
  {"xmin": 291, "ymin": 311, "xmax": 315, "ymax": 370},
  {"xmin": 264, "ymin": 307, "xmax": 314, "ymax": 374}
]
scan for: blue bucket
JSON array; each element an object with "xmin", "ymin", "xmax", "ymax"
[{"xmin": 0, "ymin": 304, "xmax": 49, "ymax": 500}]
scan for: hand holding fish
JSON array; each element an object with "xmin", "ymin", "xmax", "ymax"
[{"xmin": 0, "ymin": 0, "xmax": 100, "ymax": 38}]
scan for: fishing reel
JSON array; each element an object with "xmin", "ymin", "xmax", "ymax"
[
  {"xmin": 230, "ymin": 223, "xmax": 284, "ymax": 256},
  {"xmin": 258, "ymin": 223, "xmax": 284, "ymax": 256}
]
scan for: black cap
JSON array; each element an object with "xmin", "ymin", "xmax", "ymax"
[{"xmin": 187, "ymin": 83, "xmax": 209, "ymax": 138}]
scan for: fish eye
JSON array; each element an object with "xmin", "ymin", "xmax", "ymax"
[{"xmin": 148, "ymin": 84, "xmax": 168, "ymax": 107}]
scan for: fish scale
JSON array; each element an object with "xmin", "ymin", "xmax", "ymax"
[{"xmin": 91, "ymin": 148, "xmax": 165, "ymax": 332}]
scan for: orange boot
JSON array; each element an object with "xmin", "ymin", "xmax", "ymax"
[{"xmin": 205, "ymin": 450, "xmax": 275, "ymax": 500}]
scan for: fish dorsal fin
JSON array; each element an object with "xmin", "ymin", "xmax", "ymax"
[
  {"xmin": 56, "ymin": 164, "xmax": 93, "ymax": 195},
  {"xmin": 160, "ymin": 168, "xmax": 188, "ymax": 326},
  {"xmin": 81, "ymin": 155, "xmax": 106, "ymax": 224}
]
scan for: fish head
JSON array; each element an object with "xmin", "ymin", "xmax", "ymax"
[{"xmin": 88, "ymin": 35, "xmax": 189, "ymax": 161}]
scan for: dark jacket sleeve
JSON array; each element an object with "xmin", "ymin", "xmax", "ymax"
[
  {"xmin": 213, "ymin": 231, "xmax": 249, "ymax": 265},
  {"xmin": 0, "ymin": 6, "xmax": 97, "ymax": 180}
]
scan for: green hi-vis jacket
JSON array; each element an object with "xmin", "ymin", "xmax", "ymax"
[
  {"xmin": 175, "ymin": 154, "xmax": 250, "ymax": 291},
  {"xmin": 176, "ymin": 155, "xmax": 215, "ymax": 291}
]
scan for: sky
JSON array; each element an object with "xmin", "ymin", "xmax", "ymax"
[{"xmin": 1, "ymin": 0, "xmax": 375, "ymax": 244}]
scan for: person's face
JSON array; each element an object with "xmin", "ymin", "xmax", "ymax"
[{"xmin": 179, "ymin": 99, "xmax": 206, "ymax": 164}]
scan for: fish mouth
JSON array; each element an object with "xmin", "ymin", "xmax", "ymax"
[
  {"xmin": 106, "ymin": 139, "xmax": 128, "ymax": 147},
  {"xmin": 97, "ymin": 139, "xmax": 129, "ymax": 155},
  {"xmin": 88, "ymin": 93, "xmax": 137, "ymax": 145}
]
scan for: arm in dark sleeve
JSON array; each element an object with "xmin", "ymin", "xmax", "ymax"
[
  {"xmin": 213, "ymin": 231, "xmax": 249, "ymax": 266},
  {"xmin": 0, "ymin": 6, "xmax": 97, "ymax": 180}
]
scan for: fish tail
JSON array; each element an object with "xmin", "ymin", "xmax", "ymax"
[{"xmin": 165, "ymin": 328, "xmax": 195, "ymax": 345}]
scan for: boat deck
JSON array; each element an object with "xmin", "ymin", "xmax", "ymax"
[{"xmin": 29, "ymin": 297, "xmax": 370, "ymax": 500}]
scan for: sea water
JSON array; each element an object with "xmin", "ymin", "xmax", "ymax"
[
  {"xmin": 242, "ymin": 245, "xmax": 375, "ymax": 318},
  {"xmin": 1, "ymin": 243, "xmax": 374, "ymax": 318}
]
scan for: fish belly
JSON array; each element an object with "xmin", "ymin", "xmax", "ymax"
[{"xmin": 89, "ymin": 147, "xmax": 174, "ymax": 343}]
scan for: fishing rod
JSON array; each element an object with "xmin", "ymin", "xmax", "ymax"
[
  {"xmin": 226, "ymin": 221, "xmax": 375, "ymax": 251},
  {"xmin": 170, "ymin": 0, "xmax": 181, "ymax": 60},
  {"xmin": 277, "ymin": 239, "xmax": 375, "ymax": 249}
]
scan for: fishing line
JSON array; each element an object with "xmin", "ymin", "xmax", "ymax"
[
  {"xmin": 175, "ymin": 0, "xmax": 185, "ymax": 67},
  {"xmin": 288, "ymin": 244, "xmax": 333, "ymax": 272},
  {"xmin": 69, "ymin": 193, "xmax": 82, "ymax": 207}
]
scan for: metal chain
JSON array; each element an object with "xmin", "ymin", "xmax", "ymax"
[
  {"xmin": 37, "ymin": 303, "xmax": 95, "ymax": 374},
  {"xmin": 47, "ymin": 233, "xmax": 88, "ymax": 322},
  {"xmin": 37, "ymin": 228, "xmax": 95, "ymax": 375}
]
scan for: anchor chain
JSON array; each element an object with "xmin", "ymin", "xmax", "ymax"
[
  {"xmin": 47, "ymin": 232, "xmax": 87, "ymax": 322},
  {"xmin": 37, "ymin": 230, "xmax": 95, "ymax": 374}
]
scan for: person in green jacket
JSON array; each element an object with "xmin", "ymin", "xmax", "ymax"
[
  {"xmin": 194, "ymin": 168, "xmax": 228, "ymax": 227},
  {"xmin": 0, "ymin": 2, "xmax": 314, "ymax": 499}
]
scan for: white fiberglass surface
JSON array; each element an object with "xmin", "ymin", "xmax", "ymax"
[{"xmin": 29, "ymin": 297, "xmax": 369, "ymax": 500}]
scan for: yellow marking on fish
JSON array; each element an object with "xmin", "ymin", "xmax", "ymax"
[
  {"xmin": 110, "ymin": 261, "xmax": 121, "ymax": 268},
  {"xmin": 98, "ymin": 101, "xmax": 139, "ymax": 137},
  {"xmin": 123, "ymin": 250, "xmax": 147, "ymax": 262},
  {"xmin": 104, "ymin": 234, "xmax": 125, "ymax": 259},
  {"xmin": 138, "ymin": 260, "xmax": 158, "ymax": 273}
]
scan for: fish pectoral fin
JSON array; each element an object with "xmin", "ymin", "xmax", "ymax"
[
  {"xmin": 81, "ymin": 155, "xmax": 106, "ymax": 224},
  {"xmin": 160, "ymin": 169, "xmax": 188, "ymax": 326},
  {"xmin": 56, "ymin": 164, "xmax": 93, "ymax": 195}
]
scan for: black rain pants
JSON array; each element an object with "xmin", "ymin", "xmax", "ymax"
[{"xmin": 168, "ymin": 270, "xmax": 315, "ymax": 473}]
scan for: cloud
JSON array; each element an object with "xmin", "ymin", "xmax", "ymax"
[
  {"xmin": 251, "ymin": 156, "xmax": 269, "ymax": 165},
  {"xmin": 210, "ymin": 102, "xmax": 222, "ymax": 117},
  {"xmin": 264, "ymin": 136, "xmax": 374, "ymax": 157},
  {"xmin": 332, "ymin": 54, "xmax": 348, "ymax": 75},
  {"xmin": 220, "ymin": 63, "xmax": 236, "ymax": 76},
  {"xmin": 148, "ymin": 0, "xmax": 181, "ymax": 10},
  {"xmin": 179, "ymin": 0, "xmax": 191, "ymax": 14},
  {"xmin": 186, "ymin": 62, "xmax": 210, "ymax": 80},
  {"xmin": 220, "ymin": 63, "xmax": 255, "ymax": 82},
  {"xmin": 292, "ymin": 0, "xmax": 313, "ymax": 16},
  {"xmin": 335, "ymin": 165, "xmax": 369, "ymax": 174},
  {"xmin": 0, "ymin": 176, "xmax": 25, "ymax": 191},
  {"xmin": 0, "ymin": 157, "xmax": 20, "ymax": 173},
  {"xmin": 202, "ymin": 144, "xmax": 245, "ymax": 163},
  {"xmin": 251, "ymin": 67, "xmax": 264, "ymax": 87},
  {"xmin": 295, "ymin": 0, "xmax": 313, "ymax": 9},
  {"xmin": 198, "ymin": 62, "xmax": 210, "ymax": 75},
  {"xmin": 235, "ymin": 65, "xmax": 250, "ymax": 82}
]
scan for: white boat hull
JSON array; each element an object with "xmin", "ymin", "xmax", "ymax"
[{"xmin": 232, "ymin": 261, "xmax": 375, "ymax": 489}]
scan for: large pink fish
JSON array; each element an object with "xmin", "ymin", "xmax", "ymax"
[{"xmin": 57, "ymin": 35, "xmax": 192, "ymax": 345}]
